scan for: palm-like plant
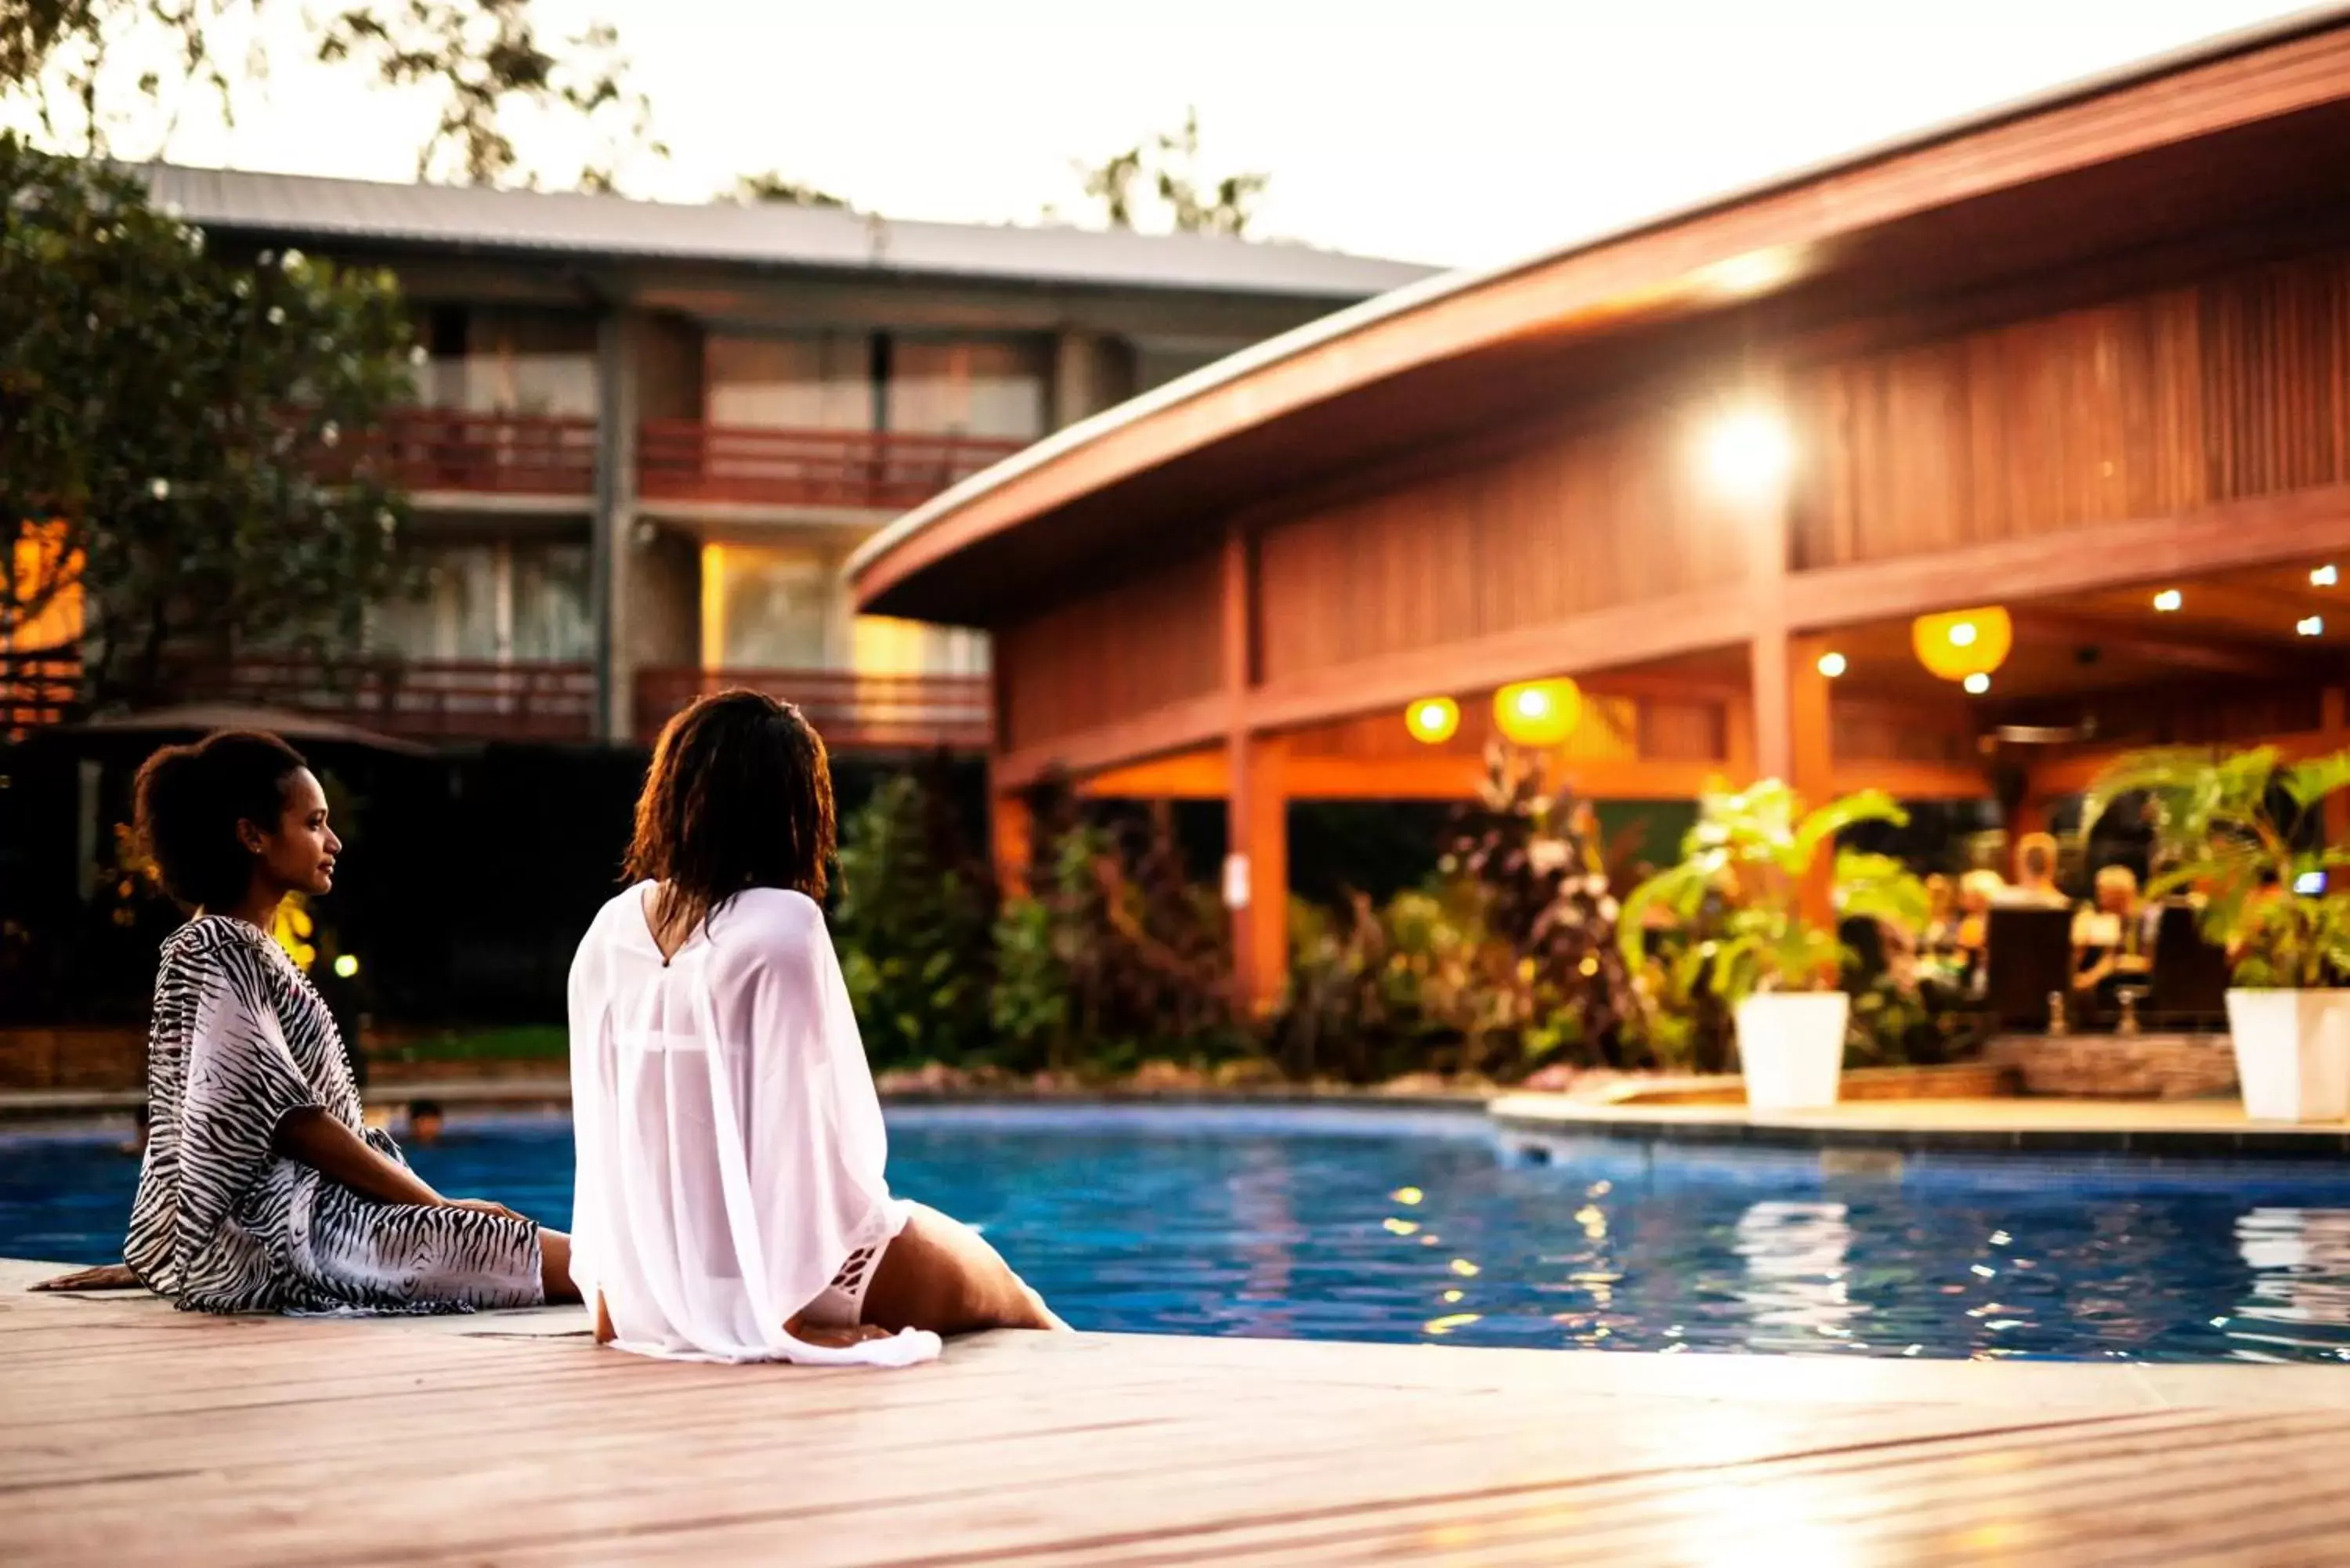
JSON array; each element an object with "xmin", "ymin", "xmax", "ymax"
[
  {"xmin": 2081, "ymin": 746, "xmax": 2350, "ymax": 988},
  {"xmin": 1619, "ymin": 779, "xmax": 1926, "ymax": 1006}
]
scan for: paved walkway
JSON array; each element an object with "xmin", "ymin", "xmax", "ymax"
[{"xmin": 8, "ymin": 1256, "xmax": 2350, "ymax": 1565}]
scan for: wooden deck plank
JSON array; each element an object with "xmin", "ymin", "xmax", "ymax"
[{"xmin": 6, "ymin": 1274, "xmax": 2350, "ymax": 1566}]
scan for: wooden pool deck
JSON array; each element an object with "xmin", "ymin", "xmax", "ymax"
[{"xmin": 8, "ymin": 1259, "xmax": 2350, "ymax": 1565}]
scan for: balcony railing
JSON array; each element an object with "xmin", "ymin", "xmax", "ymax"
[
  {"xmin": 0, "ymin": 652, "xmax": 596, "ymax": 746},
  {"xmin": 360, "ymin": 408, "xmax": 599, "ymax": 497},
  {"xmin": 0, "ymin": 649, "xmax": 80, "ymax": 741},
  {"xmin": 637, "ymin": 422, "xmax": 1027, "ymax": 511},
  {"xmin": 635, "ymin": 667, "xmax": 991, "ymax": 751},
  {"xmin": 186, "ymin": 656, "xmax": 598, "ymax": 742}
]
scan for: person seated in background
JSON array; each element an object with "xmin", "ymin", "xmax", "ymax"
[
  {"xmin": 1994, "ymin": 833, "xmax": 2071, "ymax": 909},
  {"xmin": 2073, "ymin": 864, "xmax": 2150, "ymax": 996},
  {"xmin": 407, "ymin": 1099, "xmax": 446, "ymax": 1145},
  {"xmin": 1953, "ymin": 868, "xmax": 2005, "ymax": 976}
]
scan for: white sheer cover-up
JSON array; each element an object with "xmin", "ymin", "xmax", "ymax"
[{"xmin": 567, "ymin": 883, "xmax": 942, "ymax": 1366}]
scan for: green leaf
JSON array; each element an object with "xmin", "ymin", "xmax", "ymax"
[
  {"xmin": 2282, "ymin": 750, "xmax": 2350, "ymax": 815},
  {"xmin": 1788, "ymin": 789, "xmax": 1908, "ymax": 876}
]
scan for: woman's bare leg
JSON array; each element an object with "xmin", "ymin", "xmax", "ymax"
[
  {"xmin": 860, "ymin": 1202, "xmax": 1068, "ymax": 1336},
  {"xmin": 539, "ymin": 1228, "xmax": 582, "ymax": 1304}
]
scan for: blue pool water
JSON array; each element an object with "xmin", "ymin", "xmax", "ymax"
[{"xmin": 9, "ymin": 1104, "xmax": 2350, "ymax": 1363}]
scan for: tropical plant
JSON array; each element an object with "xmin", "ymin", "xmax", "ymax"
[
  {"xmin": 989, "ymin": 799, "xmax": 1238, "ymax": 1076},
  {"xmin": 1438, "ymin": 750, "xmax": 1641, "ymax": 1072},
  {"xmin": 1273, "ymin": 753, "xmax": 1659, "ymax": 1082},
  {"xmin": 2081, "ymin": 746, "xmax": 2350, "ymax": 988},
  {"xmin": 831, "ymin": 772, "xmax": 995, "ymax": 1070},
  {"xmin": 1619, "ymin": 779, "xmax": 1927, "ymax": 1006},
  {"xmin": 2, "ymin": 139, "xmax": 414, "ymax": 706}
]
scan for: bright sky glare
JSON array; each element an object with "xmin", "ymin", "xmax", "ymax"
[{"xmin": 31, "ymin": 0, "xmax": 2314, "ymax": 269}]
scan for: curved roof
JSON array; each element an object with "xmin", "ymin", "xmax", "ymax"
[{"xmin": 850, "ymin": 4, "xmax": 2350, "ymax": 624}]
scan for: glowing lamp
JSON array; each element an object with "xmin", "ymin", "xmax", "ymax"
[
  {"xmin": 2314, "ymin": 564, "xmax": 2339, "ymax": 587},
  {"xmin": 1702, "ymin": 409, "xmax": 1793, "ymax": 499},
  {"xmin": 1493, "ymin": 678, "xmax": 1582, "ymax": 748},
  {"xmin": 1816, "ymin": 651, "xmax": 1847, "ymax": 678},
  {"xmin": 1912, "ymin": 606, "xmax": 2012, "ymax": 685},
  {"xmin": 333, "ymin": 953, "xmax": 360, "ymax": 979},
  {"xmin": 2299, "ymin": 616, "xmax": 2326, "ymax": 638},
  {"xmin": 1963, "ymin": 673, "xmax": 1991, "ymax": 695},
  {"xmin": 1405, "ymin": 696, "xmax": 1460, "ymax": 745},
  {"xmin": 2153, "ymin": 589, "xmax": 2182, "ymax": 612}
]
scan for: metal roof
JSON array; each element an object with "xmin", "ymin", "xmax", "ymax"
[{"xmin": 136, "ymin": 164, "xmax": 1440, "ymax": 299}]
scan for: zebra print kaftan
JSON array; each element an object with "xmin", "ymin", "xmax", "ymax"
[{"xmin": 123, "ymin": 915, "xmax": 544, "ymax": 1314}]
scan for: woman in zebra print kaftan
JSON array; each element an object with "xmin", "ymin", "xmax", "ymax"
[{"xmin": 43, "ymin": 732, "xmax": 577, "ymax": 1314}]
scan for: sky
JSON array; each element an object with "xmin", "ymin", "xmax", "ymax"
[{"xmin": 25, "ymin": 0, "xmax": 2322, "ymax": 269}]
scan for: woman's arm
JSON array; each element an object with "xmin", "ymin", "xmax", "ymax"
[
  {"xmin": 271, "ymin": 1109, "xmax": 519, "ymax": 1219},
  {"xmin": 274, "ymin": 1109, "xmax": 446, "ymax": 1206}
]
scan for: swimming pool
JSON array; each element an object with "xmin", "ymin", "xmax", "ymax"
[{"xmin": 9, "ymin": 1103, "xmax": 2350, "ymax": 1363}]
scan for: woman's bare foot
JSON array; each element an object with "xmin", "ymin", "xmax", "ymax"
[
  {"xmin": 861, "ymin": 1203, "xmax": 1067, "ymax": 1336},
  {"xmin": 30, "ymin": 1264, "xmax": 141, "ymax": 1292},
  {"xmin": 786, "ymin": 1317, "xmax": 898, "ymax": 1349}
]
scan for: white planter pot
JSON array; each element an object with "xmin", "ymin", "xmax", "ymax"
[
  {"xmin": 1734, "ymin": 992, "xmax": 1851, "ymax": 1111},
  {"xmin": 2225, "ymin": 989, "xmax": 2350, "ymax": 1123}
]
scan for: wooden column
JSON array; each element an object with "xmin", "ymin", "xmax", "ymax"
[
  {"xmin": 1234, "ymin": 737, "xmax": 1290, "ymax": 1014},
  {"xmin": 1788, "ymin": 631, "xmax": 1837, "ymax": 928},
  {"xmin": 989, "ymin": 783, "xmax": 1032, "ymax": 901},
  {"xmin": 590, "ymin": 306, "xmax": 642, "ymax": 744},
  {"xmin": 1749, "ymin": 623, "xmax": 1792, "ymax": 782},
  {"xmin": 1788, "ymin": 633, "xmax": 1835, "ymax": 805},
  {"xmin": 1222, "ymin": 523, "xmax": 1288, "ymax": 1014}
]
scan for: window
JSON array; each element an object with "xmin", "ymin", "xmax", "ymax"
[
  {"xmin": 700, "ymin": 544, "xmax": 838, "ymax": 669},
  {"xmin": 408, "ymin": 306, "xmax": 598, "ymax": 417},
  {"xmin": 888, "ymin": 338, "xmax": 1046, "ymax": 441},
  {"xmin": 706, "ymin": 333, "xmax": 873, "ymax": 431},
  {"xmin": 370, "ymin": 540, "xmax": 591, "ymax": 663},
  {"xmin": 3, "ymin": 525, "xmax": 82, "ymax": 653},
  {"xmin": 851, "ymin": 615, "xmax": 989, "ymax": 677}
]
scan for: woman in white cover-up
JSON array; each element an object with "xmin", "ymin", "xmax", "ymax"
[{"xmin": 568, "ymin": 690, "xmax": 1062, "ymax": 1365}]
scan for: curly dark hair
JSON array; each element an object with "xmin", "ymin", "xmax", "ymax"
[
  {"xmin": 624, "ymin": 689, "xmax": 835, "ymax": 944},
  {"xmin": 132, "ymin": 731, "xmax": 310, "ymax": 911}
]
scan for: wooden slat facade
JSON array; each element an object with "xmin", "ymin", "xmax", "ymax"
[
  {"xmin": 1255, "ymin": 414, "xmax": 1750, "ymax": 684},
  {"xmin": 1791, "ymin": 251, "xmax": 2350, "ymax": 572},
  {"xmin": 996, "ymin": 544, "xmax": 1225, "ymax": 754}
]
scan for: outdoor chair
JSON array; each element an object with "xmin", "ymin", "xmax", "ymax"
[
  {"xmin": 1983, "ymin": 906, "xmax": 2074, "ymax": 1032},
  {"xmin": 2146, "ymin": 903, "xmax": 2231, "ymax": 1031}
]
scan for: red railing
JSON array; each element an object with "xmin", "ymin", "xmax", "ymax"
[
  {"xmin": 635, "ymin": 667, "xmax": 991, "ymax": 751},
  {"xmin": 0, "ymin": 649, "xmax": 80, "ymax": 740},
  {"xmin": 0, "ymin": 652, "xmax": 595, "ymax": 745},
  {"xmin": 357, "ymin": 408, "xmax": 599, "ymax": 497},
  {"xmin": 186, "ymin": 656, "xmax": 597, "ymax": 742},
  {"xmin": 637, "ymin": 422, "xmax": 1026, "ymax": 511}
]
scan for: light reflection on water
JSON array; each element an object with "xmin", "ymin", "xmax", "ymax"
[
  {"xmin": 2230, "ymin": 1208, "xmax": 2350, "ymax": 1361},
  {"xmin": 7, "ymin": 1104, "xmax": 2350, "ymax": 1363}
]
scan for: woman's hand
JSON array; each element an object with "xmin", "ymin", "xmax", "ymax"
[
  {"xmin": 31, "ymin": 1263, "xmax": 142, "ymax": 1292},
  {"xmin": 443, "ymin": 1197, "xmax": 528, "ymax": 1223}
]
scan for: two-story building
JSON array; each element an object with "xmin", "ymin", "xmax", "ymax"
[{"xmin": 19, "ymin": 166, "xmax": 1433, "ymax": 754}]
